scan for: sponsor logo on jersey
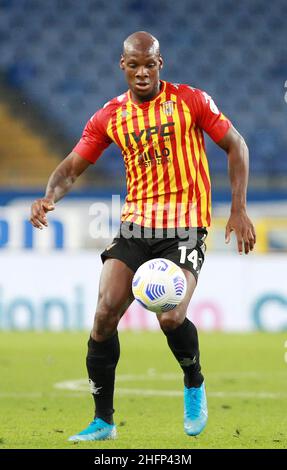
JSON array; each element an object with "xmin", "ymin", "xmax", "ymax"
[
  {"xmin": 124, "ymin": 122, "xmax": 175, "ymax": 147},
  {"xmin": 138, "ymin": 147, "xmax": 171, "ymax": 167}
]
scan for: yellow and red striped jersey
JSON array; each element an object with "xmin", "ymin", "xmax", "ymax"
[{"xmin": 74, "ymin": 80, "xmax": 231, "ymax": 228}]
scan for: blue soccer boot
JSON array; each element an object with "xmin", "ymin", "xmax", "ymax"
[
  {"xmin": 68, "ymin": 417, "xmax": 117, "ymax": 442},
  {"xmin": 184, "ymin": 381, "xmax": 208, "ymax": 436}
]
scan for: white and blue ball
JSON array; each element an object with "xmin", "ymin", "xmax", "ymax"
[{"xmin": 132, "ymin": 258, "xmax": 187, "ymax": 314}]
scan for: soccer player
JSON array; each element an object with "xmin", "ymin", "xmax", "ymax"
[{"xmin": 30, "ymin": 31, "xmax": 256, "ymax": 441}]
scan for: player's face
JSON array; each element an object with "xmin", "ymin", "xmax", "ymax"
[{"xmin": 120, "ymin": 50, "xmax": 163, "ymax": 103}]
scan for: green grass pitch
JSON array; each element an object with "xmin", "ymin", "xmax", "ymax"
[{"xmin": 0, "ymin": 330, "xmax": 286, "ymax": 449}]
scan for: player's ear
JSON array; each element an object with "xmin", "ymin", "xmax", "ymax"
[
  {"xmin": 158, "ymin": 55, "xmax": 163, "ymax": 70},
  {"xmin": 120, "ymin": 55, "xmax": 125, "ymax": 70}
]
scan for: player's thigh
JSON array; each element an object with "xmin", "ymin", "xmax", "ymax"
[
  {"xmin": 101, "ymin": 222, "xmax": 150, "ymax": 274},
  {"xmin": 97, "ymin": 258, "xmax": 134, "ymax": 316},
  {"xmin": 157, "ymin": 269, "xmax": 197, "ymax": 331}
]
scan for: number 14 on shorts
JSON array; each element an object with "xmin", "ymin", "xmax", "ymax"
[{"xmin": 178, "ymin": 246, "xmax": 201, "ymax": 271}]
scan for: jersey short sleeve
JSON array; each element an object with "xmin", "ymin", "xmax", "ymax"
[
  {"xmin": 73, "ymin": 108, "xmax": 112, "ymax": 163},
  {"xmin": 194, "ymin": 89, "xmax": 232, "ymax": 143}
]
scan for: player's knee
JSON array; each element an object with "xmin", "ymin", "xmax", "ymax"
[
  {"xmin": 92, "ymin": 313, "xmax": 119, "ymax": 340},
  {"xmin": 158, "ymin": 310, "xmax": 184, "ymax": 332},
  {"xmin": 92, "ymin": 299, "xmax": 120, "ymax": 339}
]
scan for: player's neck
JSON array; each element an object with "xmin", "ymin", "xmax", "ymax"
[{"xmin": 130, "ymin": 80, "xmax": 163, "ymax": 104}]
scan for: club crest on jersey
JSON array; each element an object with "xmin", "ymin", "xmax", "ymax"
[
  {"xmin": 161, "ymin": 100, "xmax": 175, "ymax": 116},
  {"xmin": 121, "ymin": 109, "xmax": 130, "ymax": 118}
]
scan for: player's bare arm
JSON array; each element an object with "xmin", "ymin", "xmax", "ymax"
[
  {"xmin": 217, "ymin": 126, "xmax": 256, "ymax": 255},
  {"xmin": 30, "ymin": 151, "xmax": 90, "ymax": 229}
]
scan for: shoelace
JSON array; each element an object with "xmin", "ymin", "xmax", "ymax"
[
  {"xmin": 84, "ymin": 419, "xmax": 102, "ymax": 431},
  {"xmin": 185, "ymin": 388, "xmax": 202, "ymax": 419},
  {"xmin": 89, "ymin": 418, "xmax": 112, "ymax": 428}
]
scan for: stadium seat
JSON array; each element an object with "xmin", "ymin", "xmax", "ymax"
[{"xmin": 0, "ymin": 0, "xmax": 286, "ymax": 181}]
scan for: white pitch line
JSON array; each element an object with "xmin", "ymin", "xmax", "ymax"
[
  {"xmin": 53, "ymin": 370, "xmax": 287, "ymax": 393},
  {"xmin": 1, "ymin": 389, "xmax": 287, "ymax": 399},
  {"xmin": 117, "ymin": 388, "xmax": 182, "ymax": 397},
  {"xmin": 0, "ymin": 392, "xmax": 43, "ymax": 398},
  {"xmin": 116, "ymin": 389, "xmax": 287, "ymax": 399},
  {"xmin": 209, "ymin": 391, "xmax": 287, "ymax": 399},
  {"xmin": 2, "ymin": 371, "xmax": 286, "ymax": 400}
]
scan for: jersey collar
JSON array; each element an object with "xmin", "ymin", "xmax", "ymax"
[{"xmin": 128, "ymin": 80, "xmax": 166, "ymax": 108}]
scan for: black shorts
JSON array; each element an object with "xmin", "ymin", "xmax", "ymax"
[{"xmin": 101, "ymin": 222, "xmax": 207, "ymax": 281}]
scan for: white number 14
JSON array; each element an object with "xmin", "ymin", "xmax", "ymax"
[{"xmin": 178, "ymin": 247, "xmax": 198, "ymax": 270}]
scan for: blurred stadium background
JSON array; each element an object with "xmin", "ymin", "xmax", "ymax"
[{"xmin": 0, "ymin": 0, "xmax": 286, "ymax": 333}]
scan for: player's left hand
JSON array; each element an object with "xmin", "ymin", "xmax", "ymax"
[{"xmin": 225, "ymin": 210, "xmax": 256, "ymax": 254}]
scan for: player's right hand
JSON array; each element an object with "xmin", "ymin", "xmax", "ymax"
[{"xmin": 30, "ymin": 198, "xmax": 55, "ymax": 229}]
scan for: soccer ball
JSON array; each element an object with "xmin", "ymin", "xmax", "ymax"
[{"xmin": 132, "ymin": 258, "xmax": 187, "ymax": 314}]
